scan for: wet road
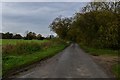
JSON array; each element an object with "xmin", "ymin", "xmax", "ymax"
[{"xmin": 12, "ymin": 43, "xmax": 109, "ymax": 78}]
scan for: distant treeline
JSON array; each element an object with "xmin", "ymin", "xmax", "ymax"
[
  {"xmin": 1, "ymin": 32, "xmax": 48, "ymax": 40},
  {"xmin": 49, "ymin": 2, "xmax": 120, "ymax": 50}
]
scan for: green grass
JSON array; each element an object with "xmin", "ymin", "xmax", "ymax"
[
  {"xmin": 80, "ymin": 45, "xmax": 118, "ymax": 56},
  {"xmin": 79, "ymin": 44, "xmax": 119, "ymax": 78},
  {"xmin": 112, "ymin": 64, "xmax": 120, "ymax": 78},
  {"xmin": 1, "ymin": 39, "xmax": 49, "ymax": 45},
  {"xmin": 2, "ymin": 42, "xmax": 42, "ymax": 56},
  {"xmin": 2, "ymin": 39, "xmax": 68, "ymax": 76},
  {"xmin": 3, "ymin": 44, "xmax": 66, "ymax": 75},
  {"xmin": 0, "ymin": 40, "xmax": 2, "ymax": 45}
]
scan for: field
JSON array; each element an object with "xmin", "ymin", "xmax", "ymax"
[
  {"xmin": 2, "ymin": 39, "xmax": 68, "ymax": 76},
  {"xmin": 1, "ymin": 39, "xmax": 49, "ymax": 45}
]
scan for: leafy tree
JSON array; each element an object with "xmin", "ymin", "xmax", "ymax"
[
  {"xmin": 25, "ymin": 32, "xmax": 36, "ymax": 40},
  {"xmin": 13, "ymin": 34, "xmax": 22, "ymax": 39},
  {"xmin": 82, "ymin": 2, "xmax": 120, "ymax": 13},
  {"xmin": 36, "ymin": 34, "xmax": 44, "ymax": 40},
  {"xmin": 49, "ymin": 2, "xmax": 120, "ymax": 50},
  {"xmin": 2, "ymin": 32, "xmax": 13, "ymax": 39},
  {"xmin": 49, "ymin": 16, "xmax": 72, "ymax": 40}
]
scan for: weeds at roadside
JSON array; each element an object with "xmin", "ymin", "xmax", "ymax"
[{"xmin": 2, "ymin": 39, "xmax": 68, "ymax": 76}]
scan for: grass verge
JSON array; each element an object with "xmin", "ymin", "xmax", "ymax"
[
  {"xmin": 112, "ymin": 64, "xmax": 120, "ymax": 79},
  {"xmin": 79, "ymin": 44, "xmax": 119, "ymax": 78},
  {"xmin": 80, "ymin": 45, "xmax": 118, "ymax": 56},
  {"xmin": 2, "ymin": 39, "xmax": 68, "ymax": 77}
]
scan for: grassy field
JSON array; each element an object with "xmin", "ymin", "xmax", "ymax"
[
  {"xmin": 80, "ymin": 44, "xmax": 119, "ymax": 78},
  {"xmin": 2, "ymin": 39, "xmax": 68, "ymax": 76},
  {"xmin": 1, "ymin": 39, "xmax": 49, "ymax": 45}
]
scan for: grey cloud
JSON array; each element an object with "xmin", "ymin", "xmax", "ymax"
[{"xmin": 2, "ymin": 2, "xmax": 87, "ymax": 36}]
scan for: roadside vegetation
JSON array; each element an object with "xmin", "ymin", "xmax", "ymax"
[
  {"xmin": 2, "ymin": 39, "xmax": 69, "ymax": 76},
  {"xmin": 2, "ymin": 1, "xmax": 119, "ymax": 78},
  {"xmin": 49, "ymin": 2, "xmax": 119, "ymax": 78},
  {"xmin": 1, "ymin": 39, "xmax": 48, "ymax": 45},
  {"xmin": 79, "ymin": 44, "xmax": 118, "ymax": 56},
  {"xmin": 79, "ymin": 44, "xmax": 119, "ymax": 78},
  {"xmin": 112, "ymin": 64, "xmax": 120, "ymax": 78}
]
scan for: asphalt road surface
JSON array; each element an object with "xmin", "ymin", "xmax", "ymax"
[{"xmin": 12, "ymin": 43, "xmax": 109, "ymax": 78}]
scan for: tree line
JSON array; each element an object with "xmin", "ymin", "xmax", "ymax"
[
  {"xmin": 49, "ymin": 2, "xmax": 120, "ymax": 50},
  {"xmin": 1, "ymin": 31, "xmax": 45, "ymax": 40}
]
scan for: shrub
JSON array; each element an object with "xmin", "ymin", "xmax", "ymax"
[
  {"xmin": 2, "ymin": 39, "xmax": 67, "ymax": 55},
  {"xmin": 15, "ymin": 42, "xmax": 41, "ymax": 54},
  {"xmin": 2, "ymin": 42, "xmax": 41, "ymax": 55},
  {"xmin": 2, "ymin": 44, "xmax": 14, "ymax": 55},
  {"xmin": 41, "ymin": 41, "xmax": 52, "ymax": 49}
]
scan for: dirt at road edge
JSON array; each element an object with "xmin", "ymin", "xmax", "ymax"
[{"xmin": 91, "ymin": 55, "xmax": 118, "ymax": 78}]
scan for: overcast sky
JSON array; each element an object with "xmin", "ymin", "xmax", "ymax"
[{"xmin": 2, "ymin": 2, "xmax": 87, "ymax": 37}]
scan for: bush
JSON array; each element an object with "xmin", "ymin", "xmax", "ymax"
[
  {"xmin": 15, "ymin": 42, "xmax": 41, "ymax": 54},
  {"xmin": 2, "ymin": 44, "xmax": 14, "ymax": 55},
  {"xmin": 2, "ymin": 39, "xmax": 67, "ymax": 56},
  {"xmin": 41, "ymin": 41, "xmax": 52, "ymax": 49},
  {"xmin": 2, "ymin": 42, "xmax": 41, "ymax": 55}
]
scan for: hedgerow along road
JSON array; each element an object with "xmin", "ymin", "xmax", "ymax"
[{"xmin": 12, "ymin": 43, "xmax": 109, "ymax": 78}]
